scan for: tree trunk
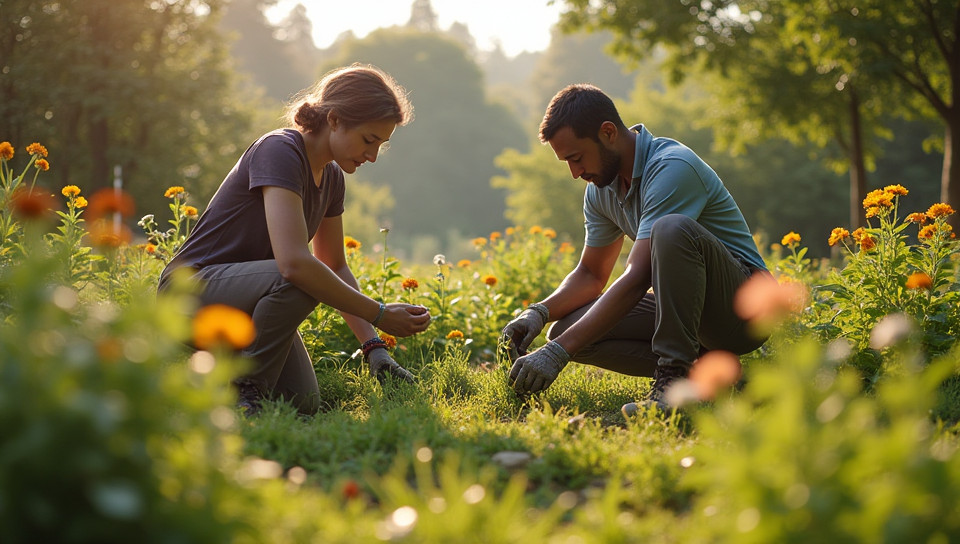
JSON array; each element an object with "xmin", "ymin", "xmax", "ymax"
[
  {"xmin": 943, "ymin": 116, "xmax": 960, "ymax": 231},
  {"xmin": 848, "ymin": 85, "xmax": 867, "ymax": 229}
]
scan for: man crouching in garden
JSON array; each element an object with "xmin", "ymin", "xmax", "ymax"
[{"xmin": 501, "ymin": 84, "xmax": 771, "ymax": 413}]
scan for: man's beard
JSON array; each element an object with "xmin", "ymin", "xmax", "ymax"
[{"xmin": 591, "ymin": 144, "xmax": 622, "ymax": 188}]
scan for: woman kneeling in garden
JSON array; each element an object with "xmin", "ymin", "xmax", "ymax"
[{"xmin": 158, "ymin": 64, "xmax": 431, "ymax": 415}]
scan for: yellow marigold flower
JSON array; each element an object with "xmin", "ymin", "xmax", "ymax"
[
  {"xmin": 164, "ymin": 186, "xmax": 186, "ymax": 198},
  {"xmin": 926, "ymin": 203, "xmax": 956, "ymax": 218},
  {"xmin": 74, "ymin": 196, "xmax": 88, "ymax": 209},
  {"xmin": 905, "ymin": 272, "xmax": 932, "ymax": 290},
  {"xmin": 457, "ymin": 259, "xmax": 471, "ymax": 268},
  {"xmin": 543, "ymin": 228, "xmax": 557, "ymax": 239},
  {"xmin": 529, "ymin": 225, "xmax": 543, "ymax": 235},
  {"xmin": 781, "ymin": 231, "xmax": 801, "ymax": 247},
  {"xmin": 918, "ymin": 225, "xmax": 936, "ymax": 240},
  {"xmin": 505, "ymin": 227, "xmax": 515, "ymax": 236},
  {"xmin": 859, "ymin": 235, "xmax": 877, "ymax": 251},
  {"xmin": 862, "ymin": 189, "xmax": 893, "ymax": 209},
  {"xmin": 481, "ymin": 274, "xmax": 497, "ymax": 286},
  {"xmin": 489, "ymin": 231, "xmax": 502, "ymax": 241},
  {"xmin": 906, "ymin": 212, "xmax": 928, "ymax": 224},
  {"xmin": 446, "ymin": 330, "xmax": 464, "ymax": 339},
  {"xmin": 192, "ymin": 304, "xmax": 256, "ymax": 351},
  {"xmin": 344, "ymin": 236, "xmax": 361, "ymax": 250},
  {"xmin": 827, "ymin": 227, "xmax": 850, "ymax": 247},
  {"xmin": 35, "ymin": 158, "xmax": 49, "ymax": 171},
  {"xmin": 26, "ymin": 142, "xmax": 48, "ymax": 157},
  {"xmin": 401, "ymin": 277, "xmax": 419, "ymax": 290},
  {"xmin": 865, "ymin": 206, "xmax": 882, "ymax": 219},
  {"xmin": 559, "ymin": 241, "xmax": 575, "ymax": 253},
  {"xmin": 472, "ymin": 237, "xmax": 487, "ymax": 247},
  {"xmin": 883, "ymin": 184, "xmax": 908, "ymax": 196},
  {"xmin": 62, "ymin": 185, "xmax": 81, "ymax": 198},
  {"xmin": 381, "ymin": 333, "xmax": 397, "ymax": 349},
  {"xmin": 183, "ymin": 205, "xmax": 198, "ymax": 217},
  {"xmin": 851, "ymin": 228, "xmax": 866, "ymax": 242},
  {"xmin": 0, "ymin": 141, "xmax": 14, "ymax": 160}
]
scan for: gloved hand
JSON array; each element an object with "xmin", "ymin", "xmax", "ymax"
[
  {"xmin": 509, "ymin": 340, "xmax": 570, "ymax": 395},
  {"xmin": 500, "ymin": 303, "xmax": 549, "ymax": 359},
  {"xmin": 367, "ymin": 348, "xmax": 415, "ymax": 384}
]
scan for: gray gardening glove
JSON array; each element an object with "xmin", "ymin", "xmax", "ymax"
[
  {"xmin": 367, "ymin": 348, "xmax": 414, "ymax": 384},
  {"xmin": 500, "ymin": 302, "xmax": 550, "ymax": 360},
  {"xmin": 509, "ymin": 340, "xmax": 570, "ymax": 395}
]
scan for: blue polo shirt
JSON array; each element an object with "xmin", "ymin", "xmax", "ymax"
[{"xmin": 583, "ymin": 124, "xmax": 766, "ymax": 271}]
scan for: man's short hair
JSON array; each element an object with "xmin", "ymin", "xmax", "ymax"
[{"xmin": 539, "ymin": 84, "xmax": 627, "ymax": 143}]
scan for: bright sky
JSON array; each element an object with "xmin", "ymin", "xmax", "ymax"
[{"xmin": 265, "ymin": 0, "xmax": 564, "ymax": 57}]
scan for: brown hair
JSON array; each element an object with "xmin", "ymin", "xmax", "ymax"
[
  {"xmin": 539, "ymin": 84, "xmax": 627, "ymax": 143},
  {"xmin": 286, "ymin": 64, "xmax": 414, "ymax": 132}
]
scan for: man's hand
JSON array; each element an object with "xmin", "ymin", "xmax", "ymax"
[
  {"xmin": 500, "ymin": 303, "xmax": 549, "ymax": 357},
  {"xmin": 367, "ymin": 348, "xmax": 414, "ymax": 384},
  {"xmin": 509, "ymin": 341, "xmax": 570, "ymax": 395}
]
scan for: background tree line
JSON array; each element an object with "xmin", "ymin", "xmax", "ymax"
[{"xmin": 1, "ymin": 0, "xmax": 947, "ymax": 262}]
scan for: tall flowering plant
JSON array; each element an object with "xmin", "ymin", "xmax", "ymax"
[
  {"xmin": 0, "ymin": 141, "xmax": 52, "ymax": 261},
  {"xmin": 811, "ymin": 184, "xmax": 959, "ymax": 365},
  {"xmin": 137, "ymin": 185, "xmax": 200, "ymax": 262}
]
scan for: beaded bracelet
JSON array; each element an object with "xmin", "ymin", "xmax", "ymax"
[
  {"xmin": 361, "ymin": 337, "xmax": 388, "ymax": 359},
  {"xmin": 370, "ymin": 301, "xmax": 386, "ymax": 327}
]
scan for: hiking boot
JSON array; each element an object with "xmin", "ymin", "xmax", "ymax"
[
  {"xmin": 236, "ymin": 381, "xmax": 264, "ymax": 417},
  {"xmin": 622, "ymin": 365, "xmax": 690, "ymax": 417}
]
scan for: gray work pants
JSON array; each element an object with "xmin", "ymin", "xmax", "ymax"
[
  {"xmin": 547, "ymin": 214, "xmax": 768, "ymax": 377},
  {"xmin": 165, "ymin": 260, "xmax": 322, "ymax": 414}
]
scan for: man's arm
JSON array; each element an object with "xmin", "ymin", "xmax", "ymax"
[
  {"xmin": 551, "ymin": 237, "xmax": 652, "ymax": 354},
  {"xmin": 539, "ymin": 237, "xmax": 625, "ymax": 322}
]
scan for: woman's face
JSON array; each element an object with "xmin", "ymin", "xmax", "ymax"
[{"xmin": 329, "ymin": 118, "xmax": 397, "ymax": 174}]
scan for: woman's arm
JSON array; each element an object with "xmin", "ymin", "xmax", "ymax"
[
  {"xmin": 262, "ymin": 186, "xmax": 430, "ymax": 336},
  {"xmin": 311, "ymin": 214, "xmax": 380, "ymax": 343}
]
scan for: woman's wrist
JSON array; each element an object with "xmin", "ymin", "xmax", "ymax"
[{"xmin": 369, "ymin": 301, "xmax": 386, "ymax": 327}]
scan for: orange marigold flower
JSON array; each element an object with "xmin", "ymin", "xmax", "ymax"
[
  {"xmin": 342, "ymin": 480, "xmax": 361, "ymax": 500},
  {"xmin": 780, "ymin": 231, "xmax": 801, "ymax": 246},
  {"xmin": 558, "ymin": 241, "xmax": 575, "ymax": 253},
  {"xmin": 918, "ymin": 225, "xmax": 936, "ymax": 240},
  {"xmin": 11, "ymin": 186, "xmax": 56, "ymax": 219},
  {"xmin": 689, "ymin": 350, "xmax": 742, "ymax": 401},
  {"xmin": 164, "ymin": 186, "xmax": 186, "ymax": 198},
  {"xmin": 401, "ymin": 277, "xmax": 419, "ymax": 290},
  {"xmin": 61, "ymin": 185, "xmax": 81, "ymax": 198},
  {"xmin": 926, "ymin": 203, "xmax": 956, "ymax": 218},
  {"xmin": 906, "ymin": 212, "xmax": 928, "ymax": 224},
  {"xmin": 505, "ymin": 227, "xmax": 515, "ymax": 236},
  {"xmin": 192, "ymin": 304, "xmax": 256, "ymax": 350},
  {"xmin": 481, "ymin": 274, "xmax": 497, "ymax": 286},
  {"xmin": 543, "ymin": 228, "xmax": 557, "ymax": 239},
  {"xmin": 489, "ymin": 231, "xmax": 502, "ymax": 241},
  {"xmin": 145, "ymin": 243, "xmax": 157, "ymax": 254},
  {"xmin": 865, "ymin": 206, "xmax": 882, "ymax": 219},
  {"xmin": 344, "ymin": 236, "xmax": 361, "ymax": 250},
  {"xmin": 862, "ymin": 189, "xmax": 893, "ymax": 209},
  {"xmin": 35, "ymin": 158, "xmax": 49, "ymax": 171},
  {"xmin": 734, "ymin": 274, "xmax": 809, "ymax": 327},
  {"xmin": 883, "ymin": 184, "xmax": 909, "ymax": 196},
  {"xmin": 25, "ymin": 142, "xmax": 48, "ymax": 157},
  {"xmin": 457, "ymin": 259, "xmax": 471, "ymax": 268},
  {"xmin": 0, "ymin": 141, "xmax": 14, "ymax": 160},
  {"xmin": 446, "ymin": 330, "xmax": 464, "ymax": 339},
  {"xmin": 905, "ymin": 272, "xmax": 933, "ymax": 290},
  {"xmin": 827, "ymin": 227, "xmax": 850, "ymax": 247},
  {"xmin": 472, "ymin": 237, "xmax": 487, "ymax": 247},
  {"xmin": 859, "ymin": 235, "xmax": 877, "ymax": 251},
  {"xmin": 86, "ymin": 188, "xmax": 135, "ymax": 220},
  {"xmin": 851, "ymin": 227, "xmax": 867, "ymax": 243},
  {"xmin": 529, "ymin": 225, "xmax": 543, "ymax": 235},
  {"xmin": 74, "ymin": 196, "xmax": 88, "ymax": 209},
  {"xmin": 183, "ymin": 205, "xmax": 198, "ymax": 217},
  {"xmin": 381, "ymin": 333, "xmax": 397, "ymax": 349}
]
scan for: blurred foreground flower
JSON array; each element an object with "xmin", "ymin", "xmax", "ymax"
[
  {"xmin": 193, "ymin": 304, "xmax": 256, "ymax": 351},
  {"xmin": 688, "ymin": 350, "xmax": 742, "ymax": 401},
  {"xmin": 734, "ymin": 273, "xmax": 808, "ymax": 335},
  {"xmin": 86, "ymin": 188, "xmax": 135, "ymax": 220},
  {"xmin": 869, "ymin": 313, "xmax": 916, "ymax": 350},
  {"xmin": 87, "ymin": 219, "xmax": 133, "ymax": 248},
  {"xmin": 905, "ymin": 272, "xmax": 933, "ymax": 290},
  {"xmin": 10, "ymin": 186, "xmax": 56, "ymax": 220}
]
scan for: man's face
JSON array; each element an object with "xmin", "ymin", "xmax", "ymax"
[{"xmin": 547, "ymin": 126, "xmax": 622, "ymax": 188}]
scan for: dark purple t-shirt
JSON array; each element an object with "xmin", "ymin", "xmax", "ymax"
[{"xmin": 159, "ymin": 129, "xmax": 345, "ymax": 287}]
